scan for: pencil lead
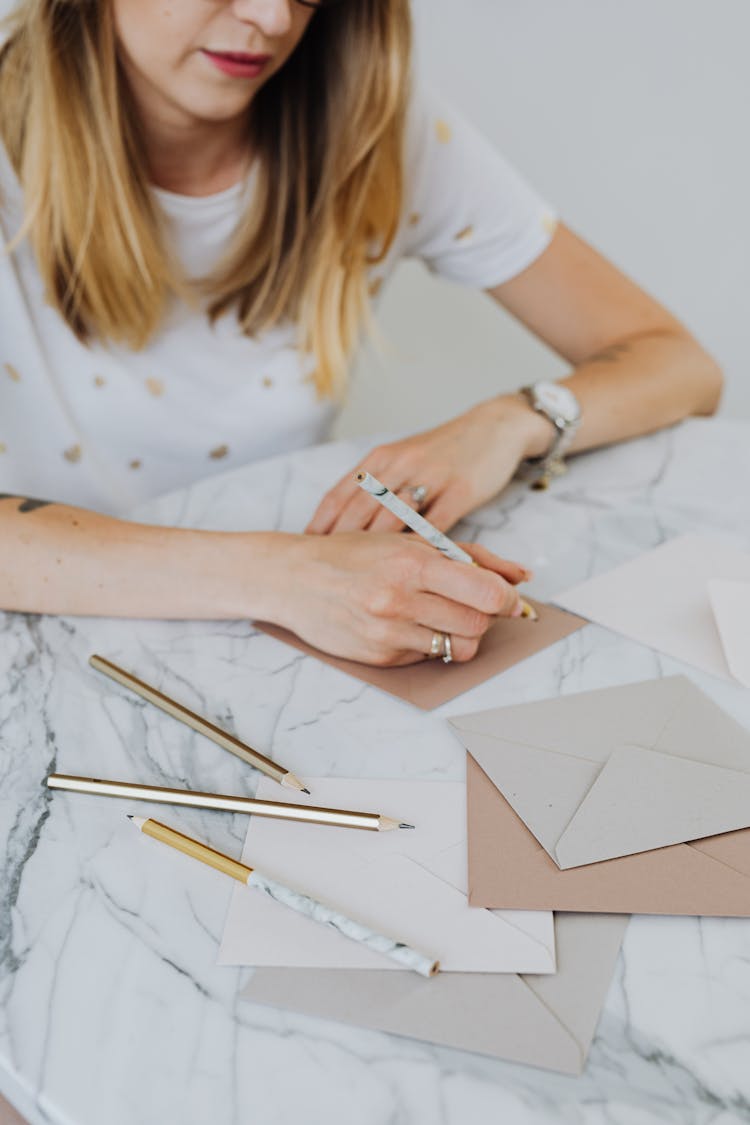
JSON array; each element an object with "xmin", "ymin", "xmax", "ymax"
[
  {"xmin": 399, "ymin": 823, "xmax": 415, "ymax": 829},
  {"xmin": 126, "ymin": 814, "xmax": 133, "ymax": 820},
  {"xmin": 302, "ymin": 787, "xmax": 311, "ymax": 795}
]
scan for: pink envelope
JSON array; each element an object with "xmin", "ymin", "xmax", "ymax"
[{"xmin": 257, "ymin": 600, "xmax": 585, "ymax": 709}]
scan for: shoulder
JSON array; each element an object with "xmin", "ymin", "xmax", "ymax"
[{"xmin": 399, "ymin": 78, "xmax": 557, "ymax": 289}]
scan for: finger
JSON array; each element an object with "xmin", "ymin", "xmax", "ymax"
[
  {"xmin": 305, "ymin": 469, "xmax": 368, "ymax": 533},
  {"xmin": 367, "ymin": 487, "xmax": 426, "ymax": 534},
  {"xmin": 411, "ymin": 592, "xmax": 493, "ymax": 639},
  {"xmin": 420, "ymin": 491, "xmax": 466, "ymax": 533},
  {"xmin": 420, "ymin": 553, "xmax": 523, "ymax": 618},
  {"xmin": 458, "ymin": 541, "xmax": 533, "ymax": 585},
  {"xmin": 393, "ymin": 622, "xmax": 483, "ymax": 664},
  {"xmin": 328, "ymin": 488, "xmax": 388, "ymax": 533},
  {"xmin": 367, "ymin": 504, "xmax": 411, "ymax": 533},
  {"xmin": 361, "ymin": 618, "xmax": 483, "ymax": 666}
]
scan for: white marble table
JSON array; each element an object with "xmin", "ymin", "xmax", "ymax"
[{"xmin": 2, "ymin": 417, "xmax": 750, "ymax": 1125}]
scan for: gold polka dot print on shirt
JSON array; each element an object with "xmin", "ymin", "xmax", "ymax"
[{"xmin": 0, "ymin": 82, "xmax": 554, "ymax": 513}]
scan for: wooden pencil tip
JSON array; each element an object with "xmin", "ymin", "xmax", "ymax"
[{"xmin": 284, "ymin": 773, "xmax": 311, "ymax": 795}]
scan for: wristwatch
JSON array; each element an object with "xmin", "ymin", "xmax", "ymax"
[{"xmin": 519, "ymin": 381, "xmax": 582, "ymax": 490}]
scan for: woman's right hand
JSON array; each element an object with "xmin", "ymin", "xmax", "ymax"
[{"xmin": 267, "ymin": 532, "xmax": 531, "ymax": 666}]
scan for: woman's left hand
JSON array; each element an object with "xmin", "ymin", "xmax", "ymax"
[{"xmin": 306, "ymin": 395, "xmax": 549, "ymax": 535}]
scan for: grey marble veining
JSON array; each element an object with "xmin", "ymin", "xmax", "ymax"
[{"xmin": 1, "ymin": 418, "xmax": 750, "ymax": 1124}]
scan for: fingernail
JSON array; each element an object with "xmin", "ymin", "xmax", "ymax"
[
  {"xmin": 524, "ymin": 569, "xmax": 534, "ymax": 581},
  {"xmin": 511, "ymin": 600, "xmax": 524, "ymax": 617}
]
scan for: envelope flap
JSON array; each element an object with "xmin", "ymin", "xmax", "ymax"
[
  {"xmin": 555, "ymin": 744, "xmax": 750, "ymax": 869},
  {"xmin": 449, "ymin": 676, "xmax": 689, "ymax": 760},
  {"xmin": 244, "ymin": 965, "xmax": 587, "ymax": 1073},
  {"xmin": 463, "ymin": 731, "xmax": 601, "ymax": 860}
]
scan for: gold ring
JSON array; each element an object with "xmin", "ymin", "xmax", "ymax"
[
  {"xmin": 429, "ymin": 631, "xmax": 446, "ymax": 660},
  {"xmin": 442, "ymin": 635, "xmax": 453, "ymax": 664}
]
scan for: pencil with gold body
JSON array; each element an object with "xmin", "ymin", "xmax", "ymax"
[
  {"xmin": 129, "ymin": 815, "xmax": 439, "ymax": 978},
  {"xmin": 89, "ymin": 654, "xmax": 310, "ymax": 793},
  {"xmin": 46, "ymin": 774, "xmax": 414, "ymax": 831}
]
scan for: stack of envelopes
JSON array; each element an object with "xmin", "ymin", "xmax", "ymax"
[{"xmin": 450, "ymin": 675, "xmax": 750, "ymax": 915}]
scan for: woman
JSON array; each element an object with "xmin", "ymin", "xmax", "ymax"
[{"xmin": 0, "ymin": 0, "xmax": 721, "ymax": 666}]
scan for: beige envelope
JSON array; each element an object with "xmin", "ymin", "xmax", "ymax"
[
  {"xmin": 449, "ymin": 676, "xmax": 750, "ymax": 869},
  {"xmin": 257, "ymin": 600, "xmax": 585, "ymax": 709},
  {"xmin": 452, "ymin": 675, "xmax": 750, "ymax": 913},
  {"xmin": 465, "ymin": 753, "xmax": 750, "ymax": 915},
  {"xmin": 242, "ymin": 911, "xmax": 628, "ymax": 1075}
]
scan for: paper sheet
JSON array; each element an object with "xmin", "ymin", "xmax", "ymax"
[
  {"xmin": 554, "ymin": 533, "xmax": 750, "ymax": 683},
  {"xmin": 218, "ymin": 779, "xmax": 555, "ymax": 973}
]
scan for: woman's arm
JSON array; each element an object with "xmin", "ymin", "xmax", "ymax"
[
  {"xmin": 487, "ymin": 222, "xmax": 723, "ymax": 459},
  {"xmin": 0, "ymin": 494, "xmax": 528, "ymax": 665},
  {"xmin": 307, "ymin": 223, "xmax": 722, "ymax": 534},
  {"xmin": 0, "ymin": 493, "xmax": 285, "ymax": 620}
]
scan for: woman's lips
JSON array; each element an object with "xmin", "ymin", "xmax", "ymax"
[{"xmin": 201, "ymin": 50, "xmax": 271, "ymax": 79}]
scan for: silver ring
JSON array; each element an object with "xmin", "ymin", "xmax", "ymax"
[
  {"xmin": 408, "ymin": 484, "xmax": 429, "ymax": 508},
  {"xmin": 441, "ymin": 635, "xmax": 453, "ymax": 664},
  {"xmin": 429, "ymin": 631, "xmax": 445, "ymax": 660}
]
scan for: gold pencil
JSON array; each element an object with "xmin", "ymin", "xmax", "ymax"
[
  {"xmin": 129, "ymin": 815, "xmax": 438, "ymax": 977},
  {"xmin": 89, "ymin": 654, "xmax": 310, "ymax": 793},
  {"xmin": 46, "ymin": 774, "xmax": 415, "ymax": 832}
]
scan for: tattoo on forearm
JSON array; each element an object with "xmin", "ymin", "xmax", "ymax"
[
  {"xmin": 588, "ymin": 341, "xmax": 632, "ymax": 365},
  {"xmin": 0, "ymin": 493, "xmax": 54, "ymax": 513}
]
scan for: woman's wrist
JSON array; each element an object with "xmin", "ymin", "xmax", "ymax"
[
  {"xmin": 217, "ymin": 530, "xmax": 305, "ymax": 623},
  {"xmin": 471, "ymin": 392, "xmax": 556, "ymax": 462}
]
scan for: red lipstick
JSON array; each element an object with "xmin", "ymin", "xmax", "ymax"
[{"xmin": 202, "ymin": 50, "xmax": 271, "ymax": 79}]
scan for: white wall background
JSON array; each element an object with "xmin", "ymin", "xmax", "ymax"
[{"xmin": 336, "ymin": 0, "xmax": 750, "ymax": 438}]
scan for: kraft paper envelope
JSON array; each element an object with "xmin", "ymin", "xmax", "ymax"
[
  {"xmin": 465, "ymin": 752, "xmax": 750, "ymax": 915},
  {"xmin": 554, "ymin": 533, "xmax": 750, "ymax": 685},
  {"xmin": 242, "ymin": 912, "xmax": 628, "ymax": 1076},
  {"xmin": 708, "ymin": 579, "xmax": 750, "ymax": 688},
  {"xmin": 257, "ymin": 599, "xmax": 585, "ymax": 709},
  {"xmin": 218, "ymin": 779, "xmax": 556, "ymax": 973},
  {"xmin": 449, "ymin": 676, "xmax": 750, "ymax": 870}
]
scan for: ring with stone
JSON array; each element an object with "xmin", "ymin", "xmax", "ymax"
[
  {"xmin": 441, "ymin": 634, "xmax": 454, "ymax": 664},
  {"xmin": 408, "ymin": 484, "xmax": 429, "ymax": 508},
  {"xmin": 429, "ymin": 631, "xmax": 446, "ymax": 660}
]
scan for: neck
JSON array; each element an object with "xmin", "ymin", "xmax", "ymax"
[
  {"xmin": 144, "ymin": 116, "xmax": 251, "ymax": 196},
  {"xmin": 123, "ymin": 67, "xmax": 252, "ymax": 196}
]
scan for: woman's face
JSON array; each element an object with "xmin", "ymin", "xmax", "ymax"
[{"xmin": 113, "ymin": 1, "xmax": 315, "ymax": 127}]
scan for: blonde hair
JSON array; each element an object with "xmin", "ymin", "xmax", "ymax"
[{"xmin": 0, "ymin": 0, "xmax": 412, "ymax": 396}]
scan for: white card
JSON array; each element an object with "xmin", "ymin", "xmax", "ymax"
[
  {"xmin": 218, "ymin": 779, "xmax": 555, "ymax": 973},
  {"xmin": 709, "ymin": 579, "xmax": 750, "ymax": 688},
  {"xmin": 554, "ymin": 533, "xmax": 750, "ymax": 683}
]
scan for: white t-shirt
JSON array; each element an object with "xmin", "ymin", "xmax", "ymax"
[{"xmin": 0, "ymin": 85, "xmax": 556, "ymax": 515}]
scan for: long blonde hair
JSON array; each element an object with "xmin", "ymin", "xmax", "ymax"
[{"xmin": 0, "ymin": 0, "xmax": 412, "ymax": 396}]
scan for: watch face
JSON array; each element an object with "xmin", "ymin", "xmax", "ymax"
[{"xmin": 534, "ymin": 382, "xmax": 581, "ymax": 424}]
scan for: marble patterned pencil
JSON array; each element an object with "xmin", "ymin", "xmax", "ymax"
[
  {"xmin": 129, "ymin": 816, "xmax": 440, "ymax": 978},
  {"xmin": 356, "ymin": 471, "xmax": 538, "ymax": 620}
]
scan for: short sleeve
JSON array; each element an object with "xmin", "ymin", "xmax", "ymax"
[{"xmin": 400, "ymin": 83, "xmax": 558, "ymax": 289}]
